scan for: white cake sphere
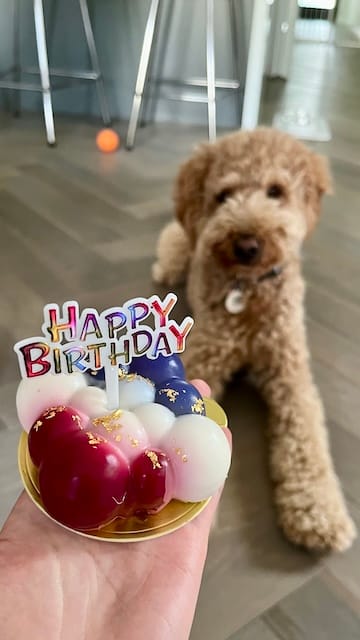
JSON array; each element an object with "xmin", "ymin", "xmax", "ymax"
[
  {"xmin": 162, "ymin": 415, "xmax": 231, "ymax": 503},
  {"xmin": 16, "ymin": 373, "xmax": 87, "ymax": 432},
  {"xmin": 118, "ymin": 375, "xmax": 155, "ymax": 411},
  {"xmin": 70, "ymin": 386, "xmax": 110, "ymax": 420},
  {"xmin": 133, "ymin": 403, "xmax": 175, "ymax": 448},
  {"xmin": 89, "ymin": 409, "xmax": 149, "ymax": 462}
]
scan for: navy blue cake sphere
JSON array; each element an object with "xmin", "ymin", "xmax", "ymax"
[
  {"xmin": 85, "ymin": 365, "xmax": 128, "ymax": 388},
  {"xmin": 129, "ymin": 353, "xmax": 185, "ymax": 386},
  {"xmin": 86, "ymin": 367, "xmax": 105, "ymax": 382},
  {"xmin": 155, "ymin": 379, "xmax": 206, "ymax": 417}
]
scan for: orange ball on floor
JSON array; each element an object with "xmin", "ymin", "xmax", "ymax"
[{"xmin": 96, "ymin": 128, "xmax": 120, "ymax": 153}]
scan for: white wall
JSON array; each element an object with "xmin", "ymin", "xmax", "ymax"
[
  {"xmin": 0, "ymin": 0, "xmax": 253, "ymax": 128},
  {"xmin": 337, "ymin": 0, "xmax": 360, "ymax": 26}
]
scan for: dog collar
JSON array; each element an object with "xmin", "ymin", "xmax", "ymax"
[
  {"xmin": 224, "ymin": 265, "xmax": 284, "ymax": 315},
  {"xmin": 257, "ymin": 264, "xmax": 284, "ymax": 282}
]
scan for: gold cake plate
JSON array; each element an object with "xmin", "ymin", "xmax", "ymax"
[{"xmin": 18, "ymin": 397, "xmax": 228, "ymax": 542}]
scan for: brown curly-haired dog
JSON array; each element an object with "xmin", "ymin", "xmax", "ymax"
[{"xmin": 153, "ymin": 127, "xmax": 356, "ymax": 552}]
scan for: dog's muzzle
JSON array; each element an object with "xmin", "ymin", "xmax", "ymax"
[{"xmin": 233, "ymin": 234, "xmax": 263, "ymax": 266}]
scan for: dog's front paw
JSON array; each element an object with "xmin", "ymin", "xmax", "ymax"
[
  {"xmin": 182, "ymin": 353, "xmax": 224, "ymax": 400},
  {"xmin": 276, "ymin": 483, "xmax": 357, "ymax": 553},
  {"xmin": 152, "ymin": 260, "xmax": 184, "ymax": 286},
  {"xmin": 152, "ymin": 261, "xmax": 167, "ymax": 284}
]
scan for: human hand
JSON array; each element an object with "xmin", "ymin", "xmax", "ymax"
[{"xmin": 0, "ymin": 381, "xmax": 231, "ymax": 640}]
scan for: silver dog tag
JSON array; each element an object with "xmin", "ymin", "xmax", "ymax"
[{"xmin": 225, "ymin": 288, "xmax": 245, "ymax": 314}]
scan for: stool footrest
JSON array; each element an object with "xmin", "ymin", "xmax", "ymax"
[
  {"xmin": 150, "ymin": 77, "xmax": 241, "ymax": 90},
  {"xmin": 160, "ymin": 90, "xmax": 210, "ymax": 104},
  {"xmin": 23, "ymin": 67, "xmax": 100, "ymax": 81},
  {"xmin": 0, "ymin": 80, "xmax": 43, "ymax": 92},
  {"xmin": 147, "ymin": 85, "xmax": 243, "ymax": 105}
]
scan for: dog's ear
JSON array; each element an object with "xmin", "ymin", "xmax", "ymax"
[
  {"xmin": 305, "ymin": 152, "xmax": 333, "ymax": 233},
  {"xmin": 174, "ymin": 143, "xmax": 213, "ymax": 246}
]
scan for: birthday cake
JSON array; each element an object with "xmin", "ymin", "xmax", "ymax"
[{"xmin": 15, "ymin": 294, "xmax": 231, "ymax": 536}]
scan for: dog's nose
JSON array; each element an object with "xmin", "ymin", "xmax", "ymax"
[{"xmin": 234, "ymin": 235, "xmax": 262, "ymax": 265}]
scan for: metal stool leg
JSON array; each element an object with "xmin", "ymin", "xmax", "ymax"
[
  {"xmin": 206, "ymin": 0, "xmax": 216, "ymax": 142},
  {"xmin": 141, "ymin": 0, "xmax": 173, "ymax": 128},
  {"xmin": 229, "ymin": 0, "xmax": 243, "ymax": 125},
  {"xmin": 13, "ymin": 0, "xmax": 21, "ymax": 117},
  {"xmin": 79, "ymin": 0, "xmax": 111, "ymax": 126},
  {"xmin": 126, "ymin": 0, "xmax": 161, "ymax": 150},
  {"xmin": 33, "ymin": 0, "xmax": 56, "ymax": 145},
  {"xmin": 241, "ymin": 0, "xmax": 268, "ymax": 130}
]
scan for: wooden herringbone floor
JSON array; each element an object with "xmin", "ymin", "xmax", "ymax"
[{"xmin": 0, "ymin": 38, "xmax": 360, "ymax": 639}]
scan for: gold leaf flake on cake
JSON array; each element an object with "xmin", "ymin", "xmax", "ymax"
[
  {"xmin": 44, "ymin": 410, "xmax": 56, "ymax": 420},
  {"xmin": 86, "ymin": 431, "xmax": 107, "ymax": 446},
  {"xmin": 145, "ymin": 450, "xmax": 161, "ymax": 469},
  {"xmin": 129, "ymin": 437, "xmax": 139, "ymax": 447},
  {"xmin": 144, "ymin": 377, "xmax": 155, "ymax": 388},
  {"xmin": 191, "ymin": 398, "xmax": 204, "ymax": 414},
  {"xmin": 71, "ymin": 414, "xmax": 82, "ymax": 428},
  {"xmin": 174, "ymin": 448, "xmax": 188, "ymax": 463},
  {"xmin": 92, "ymin": 409, "xmax": 123, "ymax": 433},
  {"xmin": 159, "ymin": 388, "xmax": 179, "ymax": 403},
  {"xmin": 33, "ymin": 420, "xmax": 43, "ymax": 431},
  {"xmin": 43, "ymin": 405, "xmax": 66, "ymax": 420}
]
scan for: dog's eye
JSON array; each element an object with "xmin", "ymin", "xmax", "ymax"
[
  {"xmin": 266, "ymin": 184, "xmax": 284, "ymax": 199},
  {"xmin": 216, "ymin": 189, "xmax": 232, "ymax": 204}
]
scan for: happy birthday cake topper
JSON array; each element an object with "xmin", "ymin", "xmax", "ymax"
[{"xmin": 14, "ymin": 293, "xmax": 194, "ymax": 410}]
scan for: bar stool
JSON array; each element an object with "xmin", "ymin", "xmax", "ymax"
[
  {"xmin": 0, "ymin": 0, "xmax": 111, "ymax": 145},
  {"xmin": 126, "ymin": 0, "xmax": 243, "ymax": 149}
]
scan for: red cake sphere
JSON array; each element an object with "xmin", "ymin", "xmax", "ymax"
[
  {"xmin": 28, "ymin": 406, "xmax": 85, "ymax": 468},
  {"xmin": 39, "ymin": 431, "xmax": 130, "ymax": 531},
  {"xmin": 129, "ymin": 449, "xmax": 174, "ymax": 515}
]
